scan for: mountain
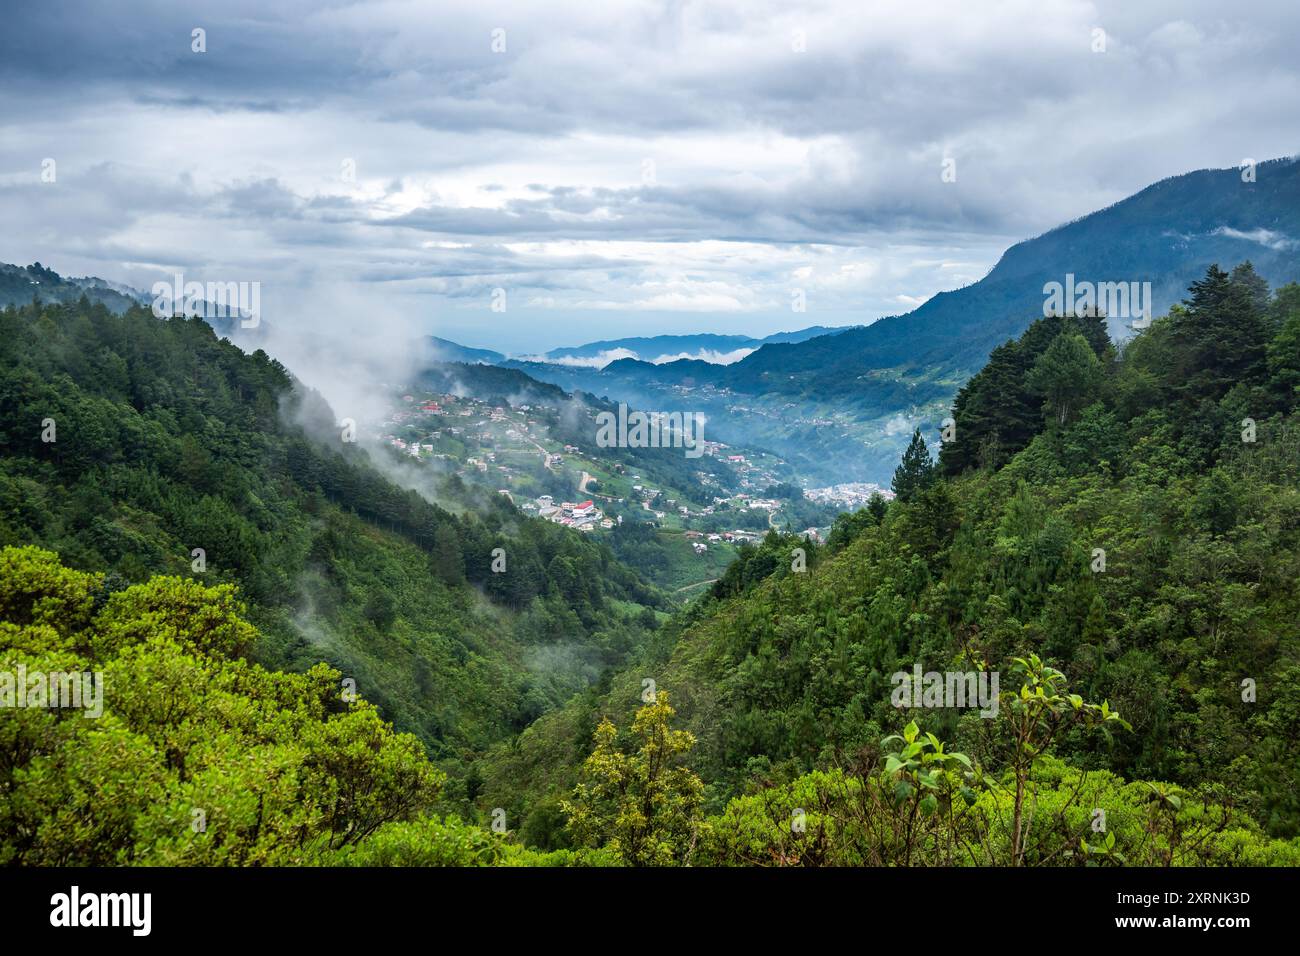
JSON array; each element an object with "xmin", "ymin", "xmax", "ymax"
[
  {"xmin": 417, "ymin": 360, "xmax": 568, "ymax": 406},
  {"xmin": 6, "ymin": 252, "xmax": 1300, "ymax": 870},
  {"xmin": 0, "ymin": 261, "xmax": 146, "ymax": 313},
  {"xmin": 538, "ymin": 326, "xmax": 852, "ymax": 365},
  {"xmin": 499, "ymin": 158, "xmax": 1300, "ymax": 484},
  {"xmin": 717, "ymin": 158, "xmax": 1300, "ymax": 401},
  {"xmin": 421, "ymin": 336, "xmax": 506, "ymax": 365},
  {"xmin": 543, "ymin": 333, "xmax": 754, "ymax": 363}
]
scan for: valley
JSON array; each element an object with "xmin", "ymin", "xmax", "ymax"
[{"xmin": 364, "ymin": 370, "xmax": 857, "ymax": 592}]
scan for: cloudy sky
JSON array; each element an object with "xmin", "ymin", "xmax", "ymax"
[{"xmin": 2, "ymin": 0, "xmax": 1298, "ymax": 354}]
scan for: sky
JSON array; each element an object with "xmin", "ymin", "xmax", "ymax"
[{"xmin": 2, "ymin": 0, "xmax": 1299, "ymax": 356}]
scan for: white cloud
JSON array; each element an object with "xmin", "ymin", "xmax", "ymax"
[
  {"xmin": 1213, "ymin": 227, "xmax": 1298, "ymax": 251},
  {"xmin": 2, "ymin": 0, "xmax": 1298, "ymax": 358},
  {"xmin": 650, "ymin": 348, "xmax": 755, "ymax": 365}
]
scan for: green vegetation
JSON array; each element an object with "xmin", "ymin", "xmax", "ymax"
[
  {"xmin": 0, "ymin": 547, "xmax": 617, "ymax": 867},
  {"xmin": 0, "ymin": 547, "xmax": 440, "ymax": 865},
  {"xmin": 607, "ymin": 522, "xmax": 737, "ymax": 592},
  {"xmin": 0, "ymin": 297, "xmax": 665, "ymax": 781},
  {"xmin": 562, "ymin": 692, "xmax": 705, "ymax": 865}
]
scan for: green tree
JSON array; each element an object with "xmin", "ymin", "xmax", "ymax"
[
  {"xmin": 1169, "ymin": 263, "xmax": 1270, "ymax": 399},
  {"xmin": 891, "ymin": 428, "xmax": 936, "ymax": 502},
  {"xmin": 995, "ymin": 654, "xmax": 1130, "ymax": 866},
  {"xmin": 0, "ymin": 546, "xmax": 444, "ymax": 866},
  {"xmin": 1025, "ymin": 330, "xmax": 1103, "ymax": 427},
  {"xmin": 562, "ymin": 692, "xmax": 705, "ymax": 865}
]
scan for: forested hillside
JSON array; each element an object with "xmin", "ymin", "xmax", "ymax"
[
  {"xmin": 0, "ymin": 297, "xmax": 665, "ymax": 778},
  {"xmin": 0, "ymin": 262, "xmax": 143, "ymax": 314}
]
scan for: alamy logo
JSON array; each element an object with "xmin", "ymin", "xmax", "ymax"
[
  {"xmin": 1043, "ymin": 274, "xmax": 1152, "ymax": 326},
  {"xmin": 891, "ymin": 663, "xmax": 1000, "ymax": 718},
  {"xmin": 50, "ymin": 886, "xmax": 151, "ymax": 936},
  {"xmin": 595, "ymin": 403, "xmax": 705, "ymax": 459},
  {"xmin": 0, "ymin": 665, "xmax": 102, "ymax": 717},
  {"xmin": 152, "ymin": 272, "xmax": 261, "ymax": 328}
]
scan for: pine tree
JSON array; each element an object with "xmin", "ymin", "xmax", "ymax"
[
  {"xmin": 1025, "ymin": 330, "xmax": 1103, "ymax": 426},
  {"xmin": 1170, "ymin": 263, "xmax": 1270, "ymax": 398},
  {"xmin": 892, "ymin": 428, "xmax": 935, "ymax": 502},
  {"xmin": 940, "ymin": 314, "xmax": 1112, "ymax": 476}
]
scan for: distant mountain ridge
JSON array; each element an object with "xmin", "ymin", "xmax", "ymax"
[
  {"xmin": 714, "ymin": 157, "xmax": 1300, "ymax": 397},
  {"xmin": 537, "ymin": 326, "xmax": 852, "ymax": 365},
  {"xmin": 0, "ymin": 262, "xmax": 147, "ymax": 313},
  {"xmin": 495, "ymin": 157, "xmax": 1300, "ymax": 482},
  {"xmin": 421, "ymin": 335, "xmax": 506, "ymax": 365}
]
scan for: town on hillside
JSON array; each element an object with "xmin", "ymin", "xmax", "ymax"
[{"xmin": 366, "ymin": 385, "xmax": 887, "ymax": 586}]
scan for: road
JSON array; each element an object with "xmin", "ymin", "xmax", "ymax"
[{"xmin": 674, "ymin": 578, "xmax": 717, "ymax": 594}]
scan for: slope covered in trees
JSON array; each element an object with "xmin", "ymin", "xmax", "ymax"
[
  {"xmin": 0, "ymin": 297, "xmax": 665, "ymax": 783},
  {"xmin": 0, "ymin": 546, "xmax": 626, "ymax": 866}
]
